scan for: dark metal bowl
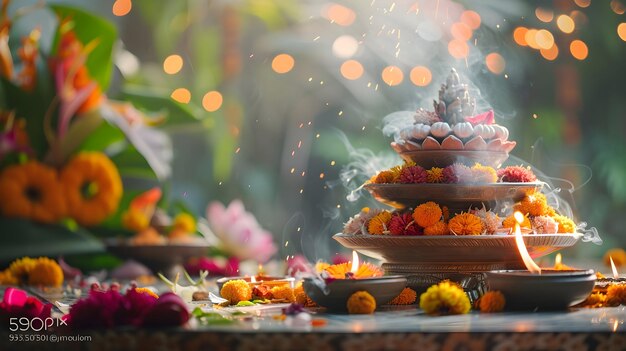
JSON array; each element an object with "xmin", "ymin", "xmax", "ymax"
[
  {"xmin": 486, "ymin": 269, "xmax": 596, "ymax": 310},
  {"xmin": 302, "ymin": 275, "xmax": 407, "ymax": 312}
]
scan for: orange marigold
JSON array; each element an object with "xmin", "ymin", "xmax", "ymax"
[
  {"xmin": 28, "ymin": 257, "xmax": 64, "ymax": 287},
  {"xmin": 389, "ymin": 165, "xmax": 404, "ymax": 182},
  {"xmin": 606, "ymin": 285, "xmax": 626, "ymax": 307},
  {"xmin": 427, "ymin": 167, "xmax": 444, "ymax": 183},
  {"xmin": 502, "ymin": 213, "xmax": 532, "ymax": 230},
  {"xmin": 347, "ymin": 291, "xmax": 376, "ymax": 314},
  {"xmin": 552, "ymin": 214, "xmax": 576, "ymax": 233},
  {"xmin": 324, "ymin": 262, "xmax": 383, "ymax": 279},
  {"xmin": 0, "ymin": 270, "xmax": 18, "ymax": 285},
  {"xmin": 368, "ymin": 211, "xmax": 392, "ymax": 234},
  {"xmin": 270, "ymin": 285, "xmax": 296, "ymax": 302},
  {"xmin": 295, "ymin": 291, "xmax": 318, "ymax": 307},
  {"xmin": 374, "ymin": 170, "xmax": 395, "ymax": 184},
  {"xmin": 388, "ymin": 287, "xmax": 417, "ymax": 305},
  {"xmin": 413, "ymin": 202, "xmax": 442, "ymax": 228},
  {"xmin": 424, "ymin": 221, "xmax": 450, "ymax": 236},
  {"xmin": 514, "ymin": 192, "xmax": 549, "ymax": 217},
  {"xmin": 478, "ymin": 291, "xmax": 506, "ymax": 313},
  {"xmin": 448, "ymin": 213, "xmax": 483, "ymax": 235},
  {"xmin": 220, "ymin": 279, "xmax": 252, "ymax": 304}
]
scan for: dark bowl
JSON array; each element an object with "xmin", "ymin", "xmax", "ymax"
[
  {"xmin": 303, "ymin": 276, "xmax": 407, "ymax": 312},
  {"xmin": 486, "ymin": 269, "xmax": 596, "ymax": 310}
]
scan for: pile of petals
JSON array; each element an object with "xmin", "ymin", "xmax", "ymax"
[
  {"xmin": 66, "ymin": 284, "xmax": 189, "ymax": 329},
  {"xmin": 0, "ymin": 288, "xmax": 52, "ymax": 325}
]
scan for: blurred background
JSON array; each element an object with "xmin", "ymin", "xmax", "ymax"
[{"xmin": 10, "ymin": 0, "xmax": 626, "ymax": 261}]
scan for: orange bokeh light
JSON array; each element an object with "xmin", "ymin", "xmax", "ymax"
[
  {"xmin": 409, "ymin": 66, "xmax": 432, "ymax": 86},
  {"xmin": 485, "ymin": 53, "xmax": 505, "ymax": 75},
  {"xmin": 540, "ymin": 44, "xmax": 559, "ymax": 61},
  {"xmin": 525, "ymin": 29, "xmax": 540, "ymax": 49},
  {"xmin": 112, "ymin": 0, "xmax": 132, "ymax": 17},
  {"xmin": 324, "ymin": 3, "xmax": 356, "ymax": 26},
  {"xmin": 340, "ymin": 60, "xmax": 364, "ymax": 80},
  {"xmin": 451, "ymin": 22, "xmax": 473, "ymax": 41},
  {"xmin": 535, "ymin": 7, "xmax": 554, "ymax": 23},
  {"xmin": 448, "ymin": 39, "xmax": 469, "ymax": 59},
  {"xmin": 171, "ymin": 88, "xmax": 191, "ymax": 104},
  {"xmin": 271, "ymin": 54, "xmax": 295, "ymax": 74},
  {"xmin": 381, "ymin": 66, "xmax": 403, "ymax": 86},
  {"xmin": 557, "ymin": 15, "xmax": 575, "ymax": 34},
  {"xmin": 535, "ymin": 29, "xmax": 555, "ymax": 50},
  {"xmin": 513, "ymin": 27, "xmax": 529, "ymax": 46},
  {"xmin": 202, "ymin": 91, "xmax": 223, "ymax": 112},
  {"xmin": 574, "ymin": 0, "xmax": 591, "ymax": 8},
  {"xmin": 163, "ymin": 54, "xmax": 183, "ymax": 75},
  {"xmin": 611, "ymin": 1, "xmax": 626, "ymax": 15},
  {"xmin": 618, "ymin": 23, "xmax": 626, "ymax": 41},
  {"xmin": 570, "ymin": 40, "xmax": 588, "ymax": 60},
  {"xmin": 460, "ymin": 10, "xmax": 481, "ymax": 30}
]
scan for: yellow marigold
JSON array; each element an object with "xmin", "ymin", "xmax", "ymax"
[
  {"xmin": 424, "ymin": 221, "xmax": 450, "ymax": 236},
  {"xmin": 578, "ymin": 292, "xmax": 607, "ymax": 308},
  {"xmin": 347, "ymin": 291, "xmax": 376, "ymax": 314},
  {"xmin": 502, "ymin": 213, "xmax": 532, "ymax": 230},
  {"xmin": 220, "ymin": 279, "xmax": 252, "ymax": 304},
  {"xmin": 368, "ymin": 211, "xmax": 392, "ymax": 234},
  {"xmin": 551, "ymin": 214, "xmax": 576, "ymax": 233},
  {"xmin": 604, "ymin": 248, "xmax": 626, "ymax": 268},
  {"xmin": 413, "ymin": 202, "xmax": 442, "ymax": 228},
  {"xmin": 28, "ymin": 257, "xmax": 64, "ymax": 287},
  {"xmin": 374, "ymin": 170, "xmax": 395, "ymax": 184},
  {"xmin": 60, "ymin": 152, "xmax": 123, "ymax": 226},
  {"xmin": 134, "ymin": 287, "xmax": 159, "ymax": 299},
  {"xmin": 448, "ymin": 213, "xmax": 484, "ymax": 235},
  {"xmin": 514, "ymin": 192, "xmax": 549, "ymax": 217},
  {"xmin": 0, "ymin": 161, "xmax": 66, "ymax": 223},
  {"xmin": 121, "ymin": 208, "xmax": 150, "ymax": 232},
  {"xmin": 8, "ymin": 257, "xmax": 37, "ymax": 282},
  {"xmin": 471, "ymin": 163, "xmax": 498, "ymax": 183},
  {"xmin": 324, "ymin": 262, "xmax": 383, "ymax": 279},
  {"xmin": 419, "ymin": 280, "xmax": 471, "ymax": 316},
  {"xmin": 173, "ymin": 213, "xmax": 196, "ymax": 233},
  {"xmin": 388, "ymin": 287, "xmax": 417, "ymax": 305},
  {"xmin": 606, "ymin": 285, "xmax": 626, "ymax": 307},
  {"xmin": 389, "ymin": 165, "xmax": 404, "ymax": 182},
  {"xmin": 270, "ymin": 285, "xmax": 296, "ymax": 302},
  {"xmin": 478, "ymin": 291, "xmax": 506, "ymax": 313},
  {"xmin": 427, "ymin": 167, "xmax": 444, "ymax": 183},
  {"xmin": 0, "ymin": 270, "xmax": 18, "ymax": 285}
]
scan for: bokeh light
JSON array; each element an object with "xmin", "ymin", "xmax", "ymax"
[
  {"xmin": 381, "ymin": 66, "xmax": 403, "ymax": 86},
  {"xmin": 485, "ymin": 53, "xmax": 506, "ymax": 74},
  {"xmin": 202, "ymin": 91, "xmax": 223, "ymax": 112},
  {"xmin": 611, "ymin": 1, "xmax": 626, "ymax": 15},
  {"xmin": 525, "ymin": 29, "xmax": 540, "ymax": 49},
  {"xmin": 171, "ymin": 88, "xmax": 191, "ymax": 104},
  {"xmin": 340, "ymin": 60, "xmax": 364, "ymax": 80},
  {"xmin": 448, "ymin": 39, "xmax": 469, "ymax": 58},
  {"xmin": 409, "ymin": 66, "xmax": 432, "ymax": 86},
  {"xmin": 460, "ymin": 10, "xmax": 481, "ymax": 30},
  {"xmin": 324, "ymin": 3, "xmax": 356, "ymax": 26},
  {"xmin": 535, "ymin": 29, "xmax": 555, "ymax": 50},
  {"xmin": 540, "ymin": 44, "xmax": 559, "ymax": 61},
  {"xmin": 574, "ymin": 0, "xmax": 591, "ymax": 8},
  {"xmin": 618, "ymin": 23, "xmax": 626, "ymax": 41},
  {"xmin": 332, "ymin": 35, "xmax": 359, "ymax": 58},
  {"xmin": 535, "ymin": 8, "xmax": 554, "ymax": 23},
  {"xmin": 163, "ymin": 54, "xmax": 183, "ymax": 74},
  {"xmin": 570, "ymin": 40, "xmax": 588, "ymax": 60},
  {"xmin": 557, "ymin": 15, "xmax": 575, "ymax": 34},
  {"xmin": 271, "ymin": 54, "xmax": 295, "ymax": 74},
  {"xmin": 112, "ymin": 0, "xmax": 132, "ymax": 17},
  {"xmin": 513, "ymin": 27, "xmax": 529, "ymax": 46},
  {"xmin": 450, "ymin": 22, "xmax": 472, "ymax": 41}
]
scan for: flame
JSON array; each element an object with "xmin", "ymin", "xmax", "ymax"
[
  {"xmin": 514, "ymin": 211, "xmax": 542, "ymax": 274},
  {"xmin": 555, "ymin": 253, "xmax": 562, "ymax": 266},
  {"xmin": 258, "ymin": 264, "xmax": 265, "ymax": 276},
  {"xmin": 350, "ymin": 250, "xmax": 359, "ymax": 273},
  {"xmin": 610, "ymin": 256, "xmax": 619, "ymax": 279},
  {"xmin": 613, "ymin": 319, "xmax": 619, "ymax": 332}
]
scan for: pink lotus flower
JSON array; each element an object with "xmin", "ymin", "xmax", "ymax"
[
  {"xmin": 464, "ymin": 110, "xmax": 494, "ymax": 125},
  {"xmin": 0, "ymin": 288, "xmax": 52, "ymax": 326},
  {"xmin": 206, "ymin": 200, "xmax": 277, "ymax": 263}
]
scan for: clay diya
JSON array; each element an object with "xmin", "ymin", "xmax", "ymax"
[{"xmin": 594, "ymin": 256, "xmax": 626, "ymax": 293}]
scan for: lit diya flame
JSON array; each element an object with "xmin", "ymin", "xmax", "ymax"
[
  {"xmin": 323, "ymin": 251, "xmax": 383, "ymax": 279},
  {"xmin": 350, "ymin": 250, "xmax": 359, "ymax": 274},
  {"xmin": 514, "ymin": 211, "xmax": 542, "ymax": 274},
  {"xmin": 610, "ymin": 256, "xmax": 619, "ymax": 279},
  {"xmin": 555, "ymin": 253, "xmax": 562, "ymax": 267}
]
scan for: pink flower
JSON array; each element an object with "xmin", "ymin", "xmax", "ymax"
[
  {"xmin": 206, "ymin": 200, "xmax": 277, "ymax": 263},
  {"xmin": 0, "ymin": 288, "xmax": 52, "ymax": 326},
  {"xmin": 464, "ymin": 110, "xmax": 495, "ymax": 125},
  {"xmin": 184, "ymin": 256, "xmax": 239, "ymax": 277},
  {"xmin": 67, "ymin": 289, "xmax": 125, "ymax": 329},
  {"xmin": 142, "ymin": 293, "xmax": 189, "ymax": 328}
]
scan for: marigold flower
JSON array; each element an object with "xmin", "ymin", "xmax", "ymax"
[
  {"xmin": 471, "ymin": 163, "xmax": 498, "ymax": 183},
  {"xmin": 419, "ymin": 281, "xmax": 471, "ymax": 316},
  {"xmin": 0, "ymin": 270, "xmax": 18, "ymax": 285},
  {"xmin": 347, "ymin": 291, "xmax": 376, "ymax": 314},
  {"xmin": 443, "ymin": 164, "xmax": 471, "ymax": 183},
  {"xmin": 606, "ymin": 285, "xmax": 626, "ymax": 307},
  {"xmin": 398, "ymin": 165, "xmax": 428, "ymax": 184},
  {"xmin": 389, "ymin": 288, "xmax": 417, "ymax": 305},
  {"xmin": 413, "ymin": 202, "xmax": 442, "ymax": 228},
  {"xmin": 121, "ymin": 208, "xmax": 150, "ymax": 232},
  {"xmin": 497, "ymin": 166, "xmax": 537, "ymax": 183},
  {"xmin": 374, "ymin": 170, "xmax": 396, "ymax": 184},
  {"xmin": 133, "ymin": 287, "xmax": 159, "ymax": 299},
  {"xmin": 270, "ymin": 286, "xmax": 296, "ymax": 302},
  {"xmin": 502, "ymin": 213, "xmax": 532, "ymax": 230},
  {"xmin": 604, "ymin": 248, "xmax": 626, "ymax": 267},
  {"xmin": 220, "ymin": 279, "xmax": 252, "ymax": 304},
  {"xmin": 531, "ymin": 215, "xmax": 559, "ymax": 234},
  {"xmin": 60, "ymin": 152, "xmax": 123, "ymax": 226},
  {"xmin": 8, "ymin": 257, "xmax": 37, "ymax": 282},
  {"xmin": 478, "ymin": 291, "xmax": 505, "ymax": 313},
  {"xmin": 448, "ymin": 213, "xmax": 484, "ymax": 235},
  {"xmin": 578, "ymin": 292, "xmax": 607, "ymax": 308},
  {"xmin": 324, "ymin": 262, "xmax": 383, "ymax": 279},
  {"xmin": 551, "ymin": 214, "xmax": 576, "ymax": 233},
  {"xmin": 389, "ymin": 165, "xmax": 404, "ymax": 182},
  {"xmin": 424, "ymin": 221, "xmax": 450, "ymax": 236},
  {"xmin": 427, "ymin": 167, "xmax": 445, "ymax": 183},
  {"xmin": 0, "ymin": 161, "xmax": 66, "ymax": 223},
  {"xmin": 514, "ymin": 192, "xmax": 549, "ymax": 217},
  {"xmin": 388, "ymin": 212, "xmax": 421, "ymax": 235},
  {"xmin": 295, "ymin": 291, "xmax": 317, "ymax": 307},
  {"xmin": 28, "ymin": 257, "xmax": 64, "ymax": 287},
  {"xmin": 367, "ymin": 211, "xmax": 392, "ymax": 234},
  {"xmin": 173, "ymin": 213, "xmax": 196, "ymax": 233},
  {"xmin": 343, "ymin": 208, "xmax": 381, "ymax": 235}
]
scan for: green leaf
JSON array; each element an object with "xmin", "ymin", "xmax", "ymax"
[
  {"xmin": 235, "ymin": 300, "xmax": 255, "ymax": 307},
  {"xmin": 120, "ymin": 88, "xmax": 201, "ymax": 127},
  {"xmin": 50, "ymin": 5, "xmax": 117, "ymax": 90}
]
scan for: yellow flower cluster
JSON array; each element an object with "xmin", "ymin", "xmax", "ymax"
[
  {"xmin": 510, "ymin": 191, "xmax": 577, "ymax": 234},
  {"xmin": 347, "ymin": 291, "xmax": 376, "ymax": 314},
  {"xmin": 419, "ymin": 280, "xmax": 471, "ymax": 316},
  {"xmin": 0, "ymin": 257, "xmax": 64, "ymax": 287},
  {"xmin": 220, "ymin": 279, "xmax": 252, "ymax": 304},
  {"xmin": 270, "ymin": 285, "xmax": 296, "ymax": 302},
  {"xmin": 0, "ymin": 152, "xmax": 122, "ymax": 226}
]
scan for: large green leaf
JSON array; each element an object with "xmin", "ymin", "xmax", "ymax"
[
  {"xmin": 0, "ymin": 218, "xmax": 104, "ymax": 262},
  {"xmin": 50, "ymin": 5, "xmax": 117, "ymax": 90},
  {"xmin": 120, "ymin": 88, "xmax": 201, "ymax": 127}
]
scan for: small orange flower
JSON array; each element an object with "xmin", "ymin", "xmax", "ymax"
[
  {"xmin": 502, "ymin": 213, "xmax": 532, "ymax": 230},
  {"xmin": 424, "ymin": 221, "xmax": 450, "ymax": 236},
  {"xmin": 220, "ymin": 279, "xmax": 252, "ymax": 304},
  {"xmin": 413, "ymin": 202, "xmax": 442, "ymax": 228},
  {"xmin": 478, "ymin": 291, "xmax": 506, "ymax": 313},
  {"xmin": 347, "ymin": 291, "xmax": 376, "ymax": 314},
  {"xmin": 374, "ymin": 170, "xmax": 395, "ymax": 184},
  {"xmin": 514, "ymin": 192, "xmax": 549, "ymax": 217},
  {"xmin": 270, "ymin": 286, "xmax": 296, "ymax": 302},
  {"xmin": 367, "ymin": 211, "xmax": 392, "ymax": 234},
  {"xmin": 427, "ymin": 167, "xmax": 444, "ymax": 183},
  {"xmin": 551, "ymin": 214, "xmax": 576, "ymax": 233},
  {"xmin": 448, "ymin": 213, "xmax": 483, "ymax": 235},
  {"xmin": 389, "ymin": 287, "xmax": 417, "ymax": 305}
]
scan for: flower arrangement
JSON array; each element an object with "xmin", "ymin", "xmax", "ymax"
[{"xmin": 0, "ymin": 256, "xmax": 63, "ymax": 287}]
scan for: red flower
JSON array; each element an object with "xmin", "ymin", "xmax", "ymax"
[
  {"xmin": 497, "ymin": 166, "xmax": 537, "ymax": 183},
  {"xmin": 398, "ymin": 166, "xmax": 427, "ymax": 184},
  {"xmin": 0, "ymin": 288, "xmax": 52, "ymax": 326},
  {"xmin": 141, "ymin": 293, "xmax": 189, "ymax": 328},
  {"xmin": 388, "ymin": 213, "xmax": 422, "ymax": 236},
  {"xmin": 443, "ymin": 164, "xmax": 471, "ymax": 183},
  {"xmin": 67, "ymin": 289, "xmax": 125, "ymax": 329},
  {"xmin": 117, "ymin": 288, "xmax": 157, "ymax": 326}
]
